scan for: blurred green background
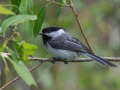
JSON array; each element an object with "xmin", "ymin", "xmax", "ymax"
[{"xmin": 0, "ymin": 0, "xmax": 120, "ymax": 90}]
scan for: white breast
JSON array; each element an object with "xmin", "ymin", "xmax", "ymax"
[{"xmin": 44, "ymin": 43, "xmax": 79, "ymax": 60}]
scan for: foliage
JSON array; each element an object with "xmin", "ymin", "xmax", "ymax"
[{"xmin": 0, "ymin": 0, "xmax": 120, "ymax": 90}]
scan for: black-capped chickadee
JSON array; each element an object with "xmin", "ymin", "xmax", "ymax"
[{"xmin": 39, "ymin": 27, "xmax": 117, "ymax": 67}]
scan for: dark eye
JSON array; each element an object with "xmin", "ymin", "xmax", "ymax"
[{"xmin": 48, "ymin": 30, "xmax": 51, "ymax": 32}]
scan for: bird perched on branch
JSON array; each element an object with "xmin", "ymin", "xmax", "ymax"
[{"xmin": 40, "ymin": 27, "xmax": 117, "ymax": 67}]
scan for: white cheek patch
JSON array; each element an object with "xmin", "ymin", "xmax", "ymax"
[
  {"xmin": 48, "ymin": 29, "xmax": 65, "ymax": 37},
  {"xmin": 57, "ymin": 29, "xmax": 65, "ymax": 34}
]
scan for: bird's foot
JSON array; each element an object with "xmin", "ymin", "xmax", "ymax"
[
  {"xmin": 64, "ymin": 61, "xmax": 68, "ymax": 64},
  {"xmin": 50, "ymin": 57, "xmax": 68, "ymax": 64},
  {"xmin": 50, "ymin": 57, "xmax": 58, "ymax": 64}
]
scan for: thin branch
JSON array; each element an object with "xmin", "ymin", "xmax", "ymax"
[
  {"xmin": 0, "ymin": 61, "xmax": 43, "ymax": 90},
  {"xmin": 69, "ymin": 0, "xmax": 94, "ymax": 53},
  {"xmin": 0, "ymin": 35, "xmax": 13, "ymax": 43},
  {"xmin": 29, "ymin": 57, "xmax": 120, "ymax": 62},
  {"xmin": 46, "ymin": 0, "xmax": 70, "ymax": 7},
  {"xmin": 1, "ymin": 55, "xmax": 120, "ymax": 90}
]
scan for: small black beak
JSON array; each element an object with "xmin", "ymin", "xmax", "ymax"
[{"xmin": 39, "ymin": 32, "xmax": 44, "ymax": 35}]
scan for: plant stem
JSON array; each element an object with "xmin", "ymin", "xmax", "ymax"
[{"xmin": 69, "ymin": 0, "xmax": 94, "ymax": 53}]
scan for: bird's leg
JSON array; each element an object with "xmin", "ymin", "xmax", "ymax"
[
  {"xmin": 50, "ymin": 57, "xmax": 68, "ymax": 64},
  {"xmin": 50, "ymin": 57, "xmax": 58, "ymax": 64},
  {"xmin": 59, "ymin": 58, "xmax": 68, "ymax": 64},
  {"xmin": 64, "ymin": 61, "xmax": 68, "ymax": 64}
]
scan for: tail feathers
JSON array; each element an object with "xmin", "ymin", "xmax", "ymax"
[{"xmin": 83, "ymin": 53, "xmax": 117, "ymax": 67}]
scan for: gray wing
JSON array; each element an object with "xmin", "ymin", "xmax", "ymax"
[{"xmin": 49, "ymin": 33, "xmax": 92, "ymax": 53}]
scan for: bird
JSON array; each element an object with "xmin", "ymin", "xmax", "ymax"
[{"xmin": 39, "ymin": 27, "xmax": 117, "ymax": 67}]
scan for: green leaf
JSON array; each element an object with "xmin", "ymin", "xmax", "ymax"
[
  {"xmin": 21, "ymin": 41, "xmax": 37, "ymax": 49},
  {"xmin": 0, "ymin": 15, "xmax": 37, "ymax": 34},
  {"xmin": 19, "ymin": 0, "xmax": 34, "ymax": 14},
  {"xmin": 57, "ymin": 0, "xmax": 64, "ymax": 4},
  {"xmin": 27, "ymin": 0, "xmax": 34, "ymax": 14},
  {"xmin": 4, "ymin": 55, "xmax": 37, "ymax": 86},
  {"xmin": 23, "ymin": 21, "xmax": 34, "ymax": 38},
  {"xmin": 19, "ymin": 0, "xmax": 34, "ymax": 38},
  {"xmin": 8, "ymin": 48, "xmax": 19, "ymax": 62},
  {"xmin": 13, "ymin": 41, "xmax": 30, "ymax": 63},
  {"xmin": 15, "ymin": 35, "xmax": 22, "ymax": 41},
  {"xmin": 62, "ymin": 0, "xmax": 66, "ymax": 4},
  {"xmin": 56, "ymin": 6, "xmax": 62, "ymax": 19},
  {"xmin": 2, "ymin": 59, "xmax": 10, "ymax": 83},
  {"xmin": 10, "ymin": 0, "xmax": 21, "ymax": 14},
  {"xmin": 13, "ymin": 40, "xmax": 37, "ymax": 63},
  {"xmin": 21, "ymin": 41, "xmax": 37, "ymax": 54},
  {"xmin": 19, "ymin": 0, "xmax": 28, "ymax": 14},
  {"xmin": 0, "ymin": 5, "xmax": 15, "ymax": 15},
  {"xmin": 0, "ymin": 49, "xmax": 37, "ymax": 86},
  {"xmin": 13, "ymin": 61, "xmax": 37, "ymax": 86},
  {"xmin": 33, "ymin": 7, "xmax": 46, "ymax": 38},
  {"xmin": 11, "ymin": 0, "xmax": 21, "ymax": 7},
  {"xmin": 0, "ymin": 40, "xmax": 8, "ymax": 52}
]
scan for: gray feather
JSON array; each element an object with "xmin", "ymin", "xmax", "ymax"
[{"xmin": 83, "ymin": 53, "xmax": 117, "ymax": 67}]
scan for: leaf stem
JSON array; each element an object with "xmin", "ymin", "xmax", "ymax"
[{"xmin": 46, "ymin": 0, "xmax": 70, "ymax": 7}]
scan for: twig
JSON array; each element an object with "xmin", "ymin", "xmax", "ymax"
[
  {"xmin": 29, "ymin": 57, "xmax": 120, "ymax": 62},
  {"xmin": 1, "ymin": 55, "xmax": 119, "ymax": 90},
  {"xmin": 2, "ymin": 52, "xmax": 120, "ymax": 62},
  {"xmin": 46, "ymin": 0, "xmax": 70, "ymax": 7},
  {"xmin": 0, "ymin": 35, "xmax": 13, "ymax": 43},
  {"xmin": 69, "ymin": 0, "xmax": 94, "ymax": 53},
  {"xmin": 0, "ymin": 61, "xmax": 43, "ymax": 90}
]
